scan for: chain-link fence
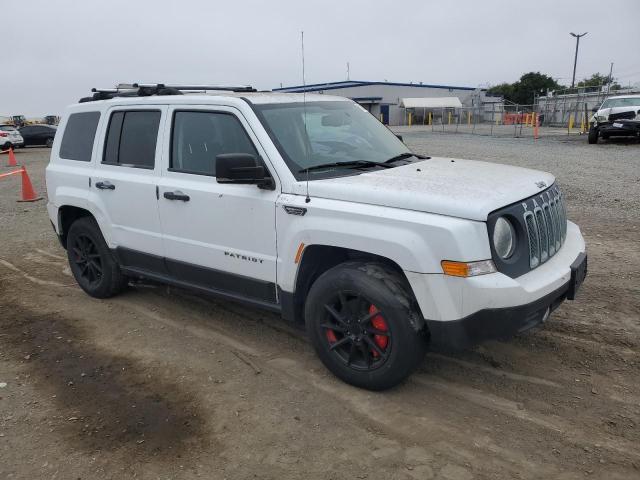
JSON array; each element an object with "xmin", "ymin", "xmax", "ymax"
[
  {"xmin": 395, "ymin": 85, "xmax": 640, "ymax": 137},
  {"xmin": 397, "ymin": 101, "xmax": 602, "ymax": 137},
  {"xmin": 398, "ymin": 104, "xmax": 552, "ymax": 138}
]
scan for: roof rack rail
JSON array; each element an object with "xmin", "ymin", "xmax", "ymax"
[
  {"xmin": 79, "ymin": 83, "xmax": 256, "ymax": 103},
  {"xmin": 133, "ymin": 83, "xmax": 256, "ymax": 92}
]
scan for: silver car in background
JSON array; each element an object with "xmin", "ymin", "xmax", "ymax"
[{"xmin": 0, "ymin": 125, "xmax": 25, "ymax": 150}]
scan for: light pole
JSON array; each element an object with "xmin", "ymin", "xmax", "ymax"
[{"xmin": 570, "ymin": 32, "xmax": 588, "ymax": 89}]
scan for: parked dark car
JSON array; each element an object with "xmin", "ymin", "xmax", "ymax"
[{"xmin": 19, "ymin": 124, "xmax": 57, "ymax": 147}]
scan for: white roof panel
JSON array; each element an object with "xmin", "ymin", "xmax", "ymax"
[{"xmin": 400, "ymin": 97, "xmax": 462, "ymax": 109}]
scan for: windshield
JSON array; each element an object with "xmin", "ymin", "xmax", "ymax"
[
  {"xmin": 254, "ymin": 101, "xmax": 411, "ymax": 179},
  {"xmin": 601, "ymin": 97, "xmax": 640, "ymax": 109},
  {"xmin": 0, "ymin": 125, "xmax": 17, "ymax": 131}
]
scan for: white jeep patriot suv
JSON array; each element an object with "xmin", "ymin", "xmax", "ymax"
[{"xmin": 46, "ymin": 84, "xmax": 587, "ymax": 390}]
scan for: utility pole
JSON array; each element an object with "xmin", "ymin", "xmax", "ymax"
[
  {"xmin": 346, "ymin": 62, "xmax": 350, "ymax": 81},
  {"xmin": 607, "ymin": 62, "xmax": 614, "ymax": 90},
  {"xmin": 570, "ymin": 32, "xmax": 588, "ymax": 88}
]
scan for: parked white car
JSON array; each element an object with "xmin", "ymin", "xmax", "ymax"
[
  {"xmin": 45, "ymin": 84, "xmax": 587, "ymax": 390},
  {"xmin": 589, "ymin": 94, "xmax": 640, "ymax": 144},
  {"xmin": 0, "ymin": 125, "xmax": 25, "ymax": 150}
]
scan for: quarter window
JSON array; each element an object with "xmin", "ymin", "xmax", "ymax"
[
  {"xmin": 59, "ymin": 112, "xmax": 100, "ymax": 162},
  {"xmin": 103, "ymin": 110, "xmax": 160, "ymax": 168},
  {"xmin": 171, "ymin": 111, "xmax": 259, "ymax": 176}
]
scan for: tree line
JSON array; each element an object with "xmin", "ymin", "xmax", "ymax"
[{"xmin": 487, "ymin": 72, "xmax": 621, "ymax": 105}]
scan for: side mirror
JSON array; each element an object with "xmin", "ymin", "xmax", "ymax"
[
  {"xmin": 216, "ymin": 153, "xmax": 274, "ymax": 190},
  {"xmin": 396, "ymin": 134, "xmax": 404, "ymax": 142},
  {"xmin": 591, "ymin": 106, "xmax": 598, "ymax": 113}
]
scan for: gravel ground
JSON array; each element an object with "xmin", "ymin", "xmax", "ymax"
[{"xmin": 1, "ymin": 141, "xmax": 639, "ymax": 480}]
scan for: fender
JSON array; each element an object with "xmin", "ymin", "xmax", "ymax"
[{"xmin": 275, "ymin": 194, "xmax": 491, "ymax": 293}]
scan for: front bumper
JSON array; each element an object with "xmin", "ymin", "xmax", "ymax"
[
  {"xmin": 405, "ymin": 221, "xmax": 586, "ymax": 349},
  {"xmin": 427, "ymin": 253, "xmax": 586, "ymax": 350},
  {"xmin": 597, "ymin": 121, "xmax": 640, "ymax": 137}
]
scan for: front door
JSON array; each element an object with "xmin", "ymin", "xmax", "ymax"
[
  {"xmin": 157, "ymin": 106, "xmax": 279, "ymax": 304},
  {"xmin": 381, "ymin": 105, "xmax": 390, "ymax": 125},
  {"xmin": 91, "ymin": 107, "xmax": 166, "ymax": 273}
]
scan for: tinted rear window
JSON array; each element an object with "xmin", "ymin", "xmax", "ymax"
[
  {"xmin": 102, "ymin": 110, "xmax": 160, "ymax": 168},
  {"xmin": 59, "ymin": 112, "xmax": 101, "ymax": 161}
]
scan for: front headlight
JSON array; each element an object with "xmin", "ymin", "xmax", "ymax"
[
  {"xmin": 596, "ymin": 114, "xmax": 608, "ymax": 123},
  {"xmin": 493, "ymin": 217, "xmax": 516, "ymax": 259}
]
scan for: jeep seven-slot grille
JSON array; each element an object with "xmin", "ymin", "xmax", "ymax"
[{"xmin": 523, "ymin": 187, "xmax": 567, "ymax": 269}]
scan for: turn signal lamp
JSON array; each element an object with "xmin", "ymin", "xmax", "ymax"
[{"xmin": 441, "ymin": 260, "xmax": 496, "ymax": 277}]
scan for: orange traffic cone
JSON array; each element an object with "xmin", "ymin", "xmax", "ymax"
[
  {"xmin": 17, "ymin": 166, "xmax": 42, "ymax": 202},
  {"xmin": 7, "ymin": 147, "xmax": 17, "ymax": 167}
]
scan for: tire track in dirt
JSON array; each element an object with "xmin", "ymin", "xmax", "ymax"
[{"xmin": 114, "ymin": 288, "xmax": 633, "ymax": 477}]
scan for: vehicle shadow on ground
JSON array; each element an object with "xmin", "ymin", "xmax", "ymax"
[{"xmin": 0, "ymin": 293, "xmax": 212, "ymax": 460}]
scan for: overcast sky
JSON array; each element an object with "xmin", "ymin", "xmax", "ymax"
[{"xmin": 4, "ymin": 0, "xmax": 640, "ymax": 116}]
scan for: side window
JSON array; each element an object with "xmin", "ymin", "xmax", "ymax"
[
  {"xmin": 170, "ymin": 111, "xmax": 258, "ymax": 176},
  {"xmin": 102, "ymin": 110, "xmax": 160, "ymax": 168},
  {"xmin": 59, "ymin": 112, "xmax": 100, "ymax": 162}
]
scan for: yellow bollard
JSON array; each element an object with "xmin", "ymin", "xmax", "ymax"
[
  {"xmin": 448, "ymin": 111, "xmax": 452, "ymax": 125},
  {"xmin": 568, "ymin": 114, "xmax": 574, "ymax": 133},
  {"xmin": 408, "ymin": 112, "xmax": 412, "ymax": 126},
  {"xmin": 580, "ymin": 113, "xmax": 586, "ymax": 133},
  {"xmin": 428, "ymin": 112, "xmax": 432, "ymax": 126},
  {"xmin": 467, "ymin": 111, "xmax": 471, "ymax": 126}
]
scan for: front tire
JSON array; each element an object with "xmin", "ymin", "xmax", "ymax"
[
  {"xmin": 588, "ymin": 126, "xmax": 598, "ymax": 144},
  {"xmin": 305, "ymin": 262, "xmax": 427, "ymax": 390},
  {"xmin": 66, "ymin": 217, "xmax": 128, "ymax": 298}
]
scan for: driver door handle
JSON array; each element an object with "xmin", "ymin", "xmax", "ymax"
[
  {"xmin": 163, "ymin": 190, "xmax": 190, "ymax": 202},
  {"xmin": 95, "ymin": 181, "xmax": 115, "ymax": 190}
]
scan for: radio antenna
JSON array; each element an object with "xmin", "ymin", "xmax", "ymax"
[{"xmin": 301, "ymin": 30, "xmax": 311, "ymax": 204}]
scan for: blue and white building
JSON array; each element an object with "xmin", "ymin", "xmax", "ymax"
[{"xmin": 274, "ymin": 80, "xmax": 497, "ymax": 126}]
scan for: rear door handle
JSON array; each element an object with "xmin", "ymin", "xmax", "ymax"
[
  {"xmin": 95, "ymin": 181, "xmax": 115, "ymax": 190},
  {"xmin": 163, "ymin": 190, "xmax": 190, "ymax": 202}
]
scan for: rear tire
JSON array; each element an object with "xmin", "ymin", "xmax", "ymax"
[
  {"xmin": 588, "ymin": 127, "xmax": 598, "ymax": 144},
  {"xmin": 305, "ymin": 262, "xmax": 426, "ymax": 390},
  {"xmin": 66, "ymin": 217, "xmax": 128, "ymax": 298}
]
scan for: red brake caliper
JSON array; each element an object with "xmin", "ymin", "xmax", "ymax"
[
  {"xmin": 326, "ymin": 329, "xmax": 337, "ymax": 343},
  {"xmin": 369, "ymin": 305, "xmax": 388, "ymax": 356}
]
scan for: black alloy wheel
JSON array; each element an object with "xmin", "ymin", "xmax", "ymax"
[
  {"xmin": 66, "ymin": 217, "xmax": 128, "ymax": 298},
  {"xmin": 70, "ymin": 233, "xmax": 103, "ymax": 288},
  {"xmin": 321, "ymin": 291, "xmax": 391, "ymax": 371},
  {"xmin": 306, "ymin": 262, "xmax": 427, "ymax": 390}
]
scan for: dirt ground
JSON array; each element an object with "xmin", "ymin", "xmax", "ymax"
[{"xmin": 1, "ymin": 137, "xmax": 639, "ymax": 480}]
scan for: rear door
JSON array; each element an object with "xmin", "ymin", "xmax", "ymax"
[
  {"xmin": 157, "ymin": 105, "xmax": 280, "ymax": 303},
  {"xmin": 20, "ymin": 126, "xmax": 35, "ymax": 145},
  {"xmin": 91, "ymin": 106, "xmax": 167, "ymax": 273}
]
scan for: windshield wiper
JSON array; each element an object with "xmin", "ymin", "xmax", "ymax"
[
  {"xmin": 383, "ymin": 152, "xmax": 429, "ymax": 163},
  {"xmin": 299, "ymin": 160, "xmax": 392, "ymax": 173}
]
